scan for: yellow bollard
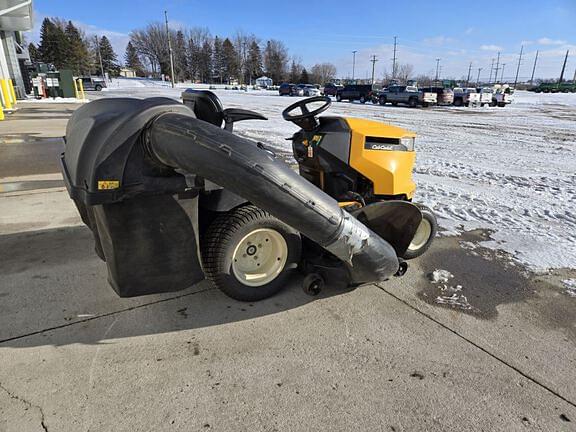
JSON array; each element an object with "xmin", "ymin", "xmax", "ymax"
[
  {"xmin": 73, "ymin": 79, "xmax": 79, "ymax": 99},
  {"xmin": 8, "ymin": 79, "xmax": 16, "ymax": 105},
  {"xmin": 77, "ymin": 78, "xmax": 85, "ymax": 100},
  {"xmin": 0, "ymin": 104, "xmax": 4, "ymax": 120},
  {"xmin": 1, "ymin": 79, "xmax": 13, "ymax": 110}
]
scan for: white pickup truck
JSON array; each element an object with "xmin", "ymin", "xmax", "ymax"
[
  {"xmin": 453, "ymin": 88, "xmax": 481, "ymax": 107},
  {"xmin": 476, "ymin": 87, "xmax": 494, "ymax": 106},
  {"xmin": 492, "ymin": 84, "xmax": 514, "ymax": 107}
]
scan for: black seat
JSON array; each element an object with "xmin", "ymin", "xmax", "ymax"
[{"xmin": 181, "ymin": 90, "xmax": 224, "ymax": 127}]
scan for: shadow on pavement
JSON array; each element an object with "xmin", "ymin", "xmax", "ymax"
[{"xmin": 0, "ymin": 225, "xmax": 351, "ymax": 348}]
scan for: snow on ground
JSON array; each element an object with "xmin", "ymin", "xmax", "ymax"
[{"xmin": 87, "ymin": 80, "xmax": 576, "ymax": 273}]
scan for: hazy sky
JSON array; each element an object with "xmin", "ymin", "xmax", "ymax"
[{"xmin": 29, "ymin": 0, "xmax": 576, "ymax": 80}]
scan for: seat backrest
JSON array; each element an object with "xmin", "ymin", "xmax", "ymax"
[{"xmin": 181, "ymin": 90, "xmax": 224, "ymax": 127}]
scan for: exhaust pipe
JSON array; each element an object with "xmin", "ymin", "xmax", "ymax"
[{"xmin": 147, "ymin": 112, "xmax": 400, "ymax": 284}]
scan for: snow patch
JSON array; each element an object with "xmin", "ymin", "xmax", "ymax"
[
  {"xmin": 429, "ymin": 269, "xmax": 454, "ymax": 283},
  {"xmin": 562, "ymin": 279, "xmax": 576, "ymax": 297}
]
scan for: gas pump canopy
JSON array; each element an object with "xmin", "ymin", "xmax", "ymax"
[{"xmin": 0, "ymin": 0, "xmax": 33, "ymax": 31}]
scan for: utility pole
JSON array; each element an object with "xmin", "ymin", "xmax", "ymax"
[
  {"xmin": 476, "ymin": 67, "xmax": 482, "ymax": 86},
  {"xmin": 488, "ymin": 58, "xmax": 495, "ymax": 83},
  {"xmin": 391, "ymin": 36, "xmax": 397, "ymax": 79},
  {"xmin": 529, "ymin": 50, "xmax": 539, "ymax": 85},
  {"xmin": 352, "ymin": 50, "xmax": 357, "ymax": 81},
  {"xmin": 466, "ymin": 62, "xmax": 472, "ymax": 86},
  {"xmin": 559, "ymin": 50, "xmax": 569, "ymax": 83},
  {"xmin": 164, "ymin": 10, "xmax": 176, "ymax": 88},
  {"xmin": 500, "ymin": 63, "xmax": 506, "ymax": 83},
  {"xmin": 514, "ymin": 45, "xmax": 523, "ymax": 87},
  {"xmin": 434, "ymin": 58, "xmax": 441, "ymax": 84},
  {"xmin": 370, "ymin": 55, "xmax": 378, "ymax": 85},
  {"xmin": 94, "ymin": 35, "xmax": 105, "ymax": 79},
  {"xmin": 494, "ymin": 52, "xmax": 501, "ymax": 83},
  {"xmin": 573, "ymin": 68, "xmax": 576, "ymax": 84}
]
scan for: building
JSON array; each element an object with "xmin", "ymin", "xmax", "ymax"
[
  {"xmin": 119, "ymin": 68, "xmax": 137, "ymax": 78},
  {"xmin": 0, "ymin": 0, "xmax": 33, "ymax": 97}
]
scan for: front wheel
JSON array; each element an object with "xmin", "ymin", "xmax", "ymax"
[
  {"xmin": 360, "ymin": 96, "xmax": 366, "ymax": 104},
  {"xmin": 379, "ymin": 96, "xmax": 386, "ymax": 105},
  {"xmin": 336, "ymin": 93, "xmax": 342, "ymax": 102},
  {"xmin": 202, "ymin": 205, "xmax": 302, "ymax": 301},
  {"xmin": 402, "ymin": 204, "xmax": 437, "ymax": 260}
]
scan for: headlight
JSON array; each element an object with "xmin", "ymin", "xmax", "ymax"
[{"xmin": 400, "ymin": 136, "xmax": 415, "ymax": 151}]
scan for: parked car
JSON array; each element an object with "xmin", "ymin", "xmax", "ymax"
[
  {"xmin": 476, "ymin": 87, "xmax": 494, "ymax": 106},
  {"xmin": 80, "ymin": 76, "xmax": 106, "ymax": 91},
  {"xmin": 492, "ymin": 84, "xmax": 514, "ymax": 107},
  {"xmin": 419, "ymin": 86, "xmax": 454, "ymax": 105},
  {"xmin": 378, "ymin": 85, "xmax": 437, "ymax": 107},
  {"xmin": 336, "ymin": 84, "xmax": 374, "ymax": 103},
  {"xmin": 323, "ymin": 83, "xmax": 342, "ymax": 96},
  {"xmin": 301, "ymin": 84, "xmax": 321, "ymax": 96},
  {"xmin": 279, "ymin": 83, "xmax": 298, "ymax": 96},
  {"xmin": 453, "ymin": 88, "xmax": 481, "ymax": 107}
]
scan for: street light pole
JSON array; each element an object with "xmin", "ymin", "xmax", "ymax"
[
  {"xmin": 476, "ymin": 67, "xmax": 482, "ymax": 86},
  {"xmin": 370, "ymin": 55, "xmax": 378, "ymax": 85},
  {"xmin": 500, "ymin": 63, "xmax": 506, "ymax": 83},
  {"xmin": 352, "ymin": 50, "xmax": 357, "ymax": 81},
  {"xmin": 164, "ymin": 10, "xmax": 176, "ymax": 88}
]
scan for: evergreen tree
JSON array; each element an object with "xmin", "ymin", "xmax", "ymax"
[
  {"xmin": 98, "ymin": 35, "xmax": 119, "ymax": 76},
  {"xmin": 38, "ymin": 18, "xmax": 68, "ymax": 69},
  {"xmin": 28, "ymin": 42, "xmax": 40, "ymax": 63},
  {"xmin": 246, "ymin": 41, "xmax": 263, "ymax": 82},
  {"xmin": 173, "ymin": 31, "xmax": 188, "ymax": 81},
  {"xmin": 198, "ymin": 40, "xmax": 212, "ymax": 83},
  {"xmin": 222, "ymin": 38, "xmax": 238, "ymax": 83},
  {"xmin": 212, "ymin": 36, "xmax": 223, "ymax": 83},
  {"xmin": 124, "ymin": 41, "xmax": 145, "ymax": 76},
  {"xmin": 299, "ymin": 68, "xmax": 309, "ymax": 84},
  {"xmin": 64, "ymin": 21, "xmax": 90, "ymax": 74},
  {"xmin": 289, "ymin": 60, "xmax": 300, "ymax": 83}
]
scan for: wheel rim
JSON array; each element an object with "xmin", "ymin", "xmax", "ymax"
[
  {"xmin": 231, "ymin": 228, "xmax": 288, "ymax": 287},
  {"xmin": 408, "ymin": 219, "xmax": 432, "ymax": 252}
]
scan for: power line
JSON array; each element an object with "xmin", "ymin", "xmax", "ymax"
[
  {"xmin": 530, "ymin": 50, "xmax": 539, "ymax": 85},
  {"xmin": 352, "ymin": 50, "xmax": 357, "ymax": 81},
  {"xmin": 164, "ymin": 10, "xmax": 175, "ymax": 88},
  {"xmin": 514, "ymin": 45, "xmax": 523, "ymax": 87},
  {"xmin": 391, "ymin": 36, "xmax": 397, "ymax": 79},
  {"xmin": 370, "ymin": 55, "xmax": 378, "ymax": 84},
  {"xmin": 494, "ymin": 52, "xmax": 501, "ymax": 83},
  {"xmin": 488, "ymin": 58, "xmax": 495, "ymax": 84}
]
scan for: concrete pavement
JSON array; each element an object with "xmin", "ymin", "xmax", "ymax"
[{"xmin": 1, "ymin": 102, "xmax": 575, "ymax": 432}]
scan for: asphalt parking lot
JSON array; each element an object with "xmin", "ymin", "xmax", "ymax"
[{"xmin": 1, "ymin": 102, "xmax": 575, "ymax": 432}]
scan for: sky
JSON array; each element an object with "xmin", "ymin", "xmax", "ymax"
[{"xmin": 29, "ymin": 0, "xmax": 576, "ymax": 81}]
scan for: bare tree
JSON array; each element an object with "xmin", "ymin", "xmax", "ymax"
[
  {"xmin": 310, "ymin": 63, "xmax": 337, "ymax": 85},
  {"xmin": 130, "ymin": 23, "xmax": 171, "ymax": 77},
  {"xmin": 263, "ymin": 39, "xmax": 288, "ymax": 84},
  {"xmin": 396, "ymin": 64, "xmax": 414, "ymax": 84}
]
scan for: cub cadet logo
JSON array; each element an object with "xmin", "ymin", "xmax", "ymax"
[{"xmin": 368, "ymin": 143, "xmax": 394, "ymax": 151}]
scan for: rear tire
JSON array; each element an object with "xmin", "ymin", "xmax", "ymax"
[
  {"xmin": 402, "ymin": 204, "xmax": 437, "ymax": 260},
  {"xmin": 202, "ymin": 205, "xmax": 302, "ymax": 301},
  {"xmin": 360, "ymin": 96, "xmax": 366, "ymax": 104},
  {"xmin": 95, "ymin": 84, "xmax": 102, "ymax": 91},
  {"xmin": 409, "ymin": 97, "xmax": 418, "ymax": 108},
  {"xmin": 454, "ymin": 98, "xmax": 463, "ymax": 107},
  {"xmin": 379, "ymin": 96, "xmax": 386, "ymax": 105}
]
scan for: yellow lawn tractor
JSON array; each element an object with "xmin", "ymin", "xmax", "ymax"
[{"xmin": 61, "ymin": 92, "xmax": 436, "ymax": 302}]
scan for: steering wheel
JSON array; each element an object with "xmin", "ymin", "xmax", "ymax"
[{"xmin": 281, "ymin": 96, "xmax": 331, "ymax": 130}]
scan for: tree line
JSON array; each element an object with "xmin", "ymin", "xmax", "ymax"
[
  {"xmin": 30, "ymin": 17, "xmax": 338, "ymax": 85},
  {"xmin": 29, "ymin": 18, "xmax": 118, "ymax": 76}
]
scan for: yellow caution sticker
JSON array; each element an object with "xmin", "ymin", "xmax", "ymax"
[{"xmin": 97, "ymin": 180, "xmax": 120, "ymax": 190}]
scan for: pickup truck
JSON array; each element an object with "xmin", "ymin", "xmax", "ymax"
[
  {"xmin": 335, "ymin": 84, "xmax": 374, "ymax": 103},
  {"xmin": 453, "ymin": 88, "xmax": 481, "ymax": 107},
  {"xmin": 476, "ymin": 87, "xmax": 494, "ymax": 107},
  {"xmin": 377, "ymin": 85, "xmax": 437, "ymax": 107},
  {"xmin": 492, "ymin": 84, "xmax": 514, "ymax": 107}
]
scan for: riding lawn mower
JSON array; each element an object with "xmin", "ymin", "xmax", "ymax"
[{"xmin": 61, "ymin": 91, "xmax": 437, "ymax": 301}]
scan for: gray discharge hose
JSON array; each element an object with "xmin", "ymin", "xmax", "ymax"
[{"xmin": 147, "ymin": 112, "xmax": 400, "ymax": 284}]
